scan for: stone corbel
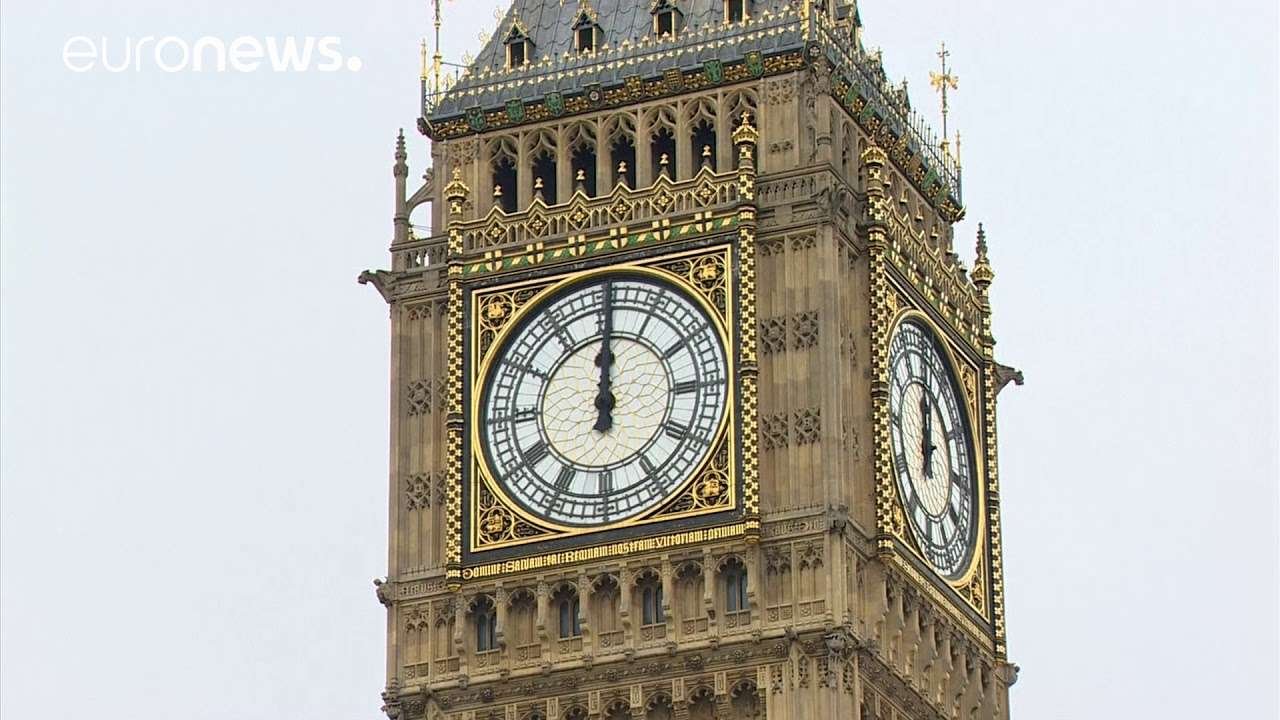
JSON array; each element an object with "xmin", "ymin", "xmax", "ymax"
[
  {"xmin": 993, "ymin": 362, "xmax": 1024, "ymax": 395},
  {"xmin": 359, "ymin": 269, "xmax": 400, "ymax": 304}
]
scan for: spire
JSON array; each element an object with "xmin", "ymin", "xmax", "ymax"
[
  {"xmin": 393, "ymin": 128, "xmax": 407, "ymax": 176},
  {"xmin": 971, "ymin": 223, "xmax": 994, "ymax": 290}
]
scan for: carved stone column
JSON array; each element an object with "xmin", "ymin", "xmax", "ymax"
[
  {"xmin": 702, "ymin": 550, "xmax": 716, "ymax": 630},
  {"xmin": 636, "ymin": 110, "xmax": 653, "ymax": 188},
  {"xmin": 536, "ymin": 581, "xmax": 549, "ymax": 642},
  {"xmin": 595, "ymin": 118, "xmax": 611, "ymax": 195},
  {"xmin": 619, "ymin": 565, "xmax": 634, "ymax": 642},
  {"xmin": 660, "ymin": 557, "xmax": 674, "ymax": 623},
  {"xmin": 495, "ymin": 585, "xmax": 508, "ymax": 651}
]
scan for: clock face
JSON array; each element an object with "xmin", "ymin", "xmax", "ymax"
[
  {"xmin": 888, "ymin": 318, "xmax": 979, "ymax": 580},
  {"xmin": 479, "ymin": 274, "xmax": 729, "ymax": 527}
]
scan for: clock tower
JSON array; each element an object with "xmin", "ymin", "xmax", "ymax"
[{"xmin": 362, "ymin": 2, "xmax": 1021, "ymax": 719}]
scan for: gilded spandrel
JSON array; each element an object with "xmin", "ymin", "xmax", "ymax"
[{"xmin": 361, "ymin": 2, "xmax": 1021, "ymax": 718}]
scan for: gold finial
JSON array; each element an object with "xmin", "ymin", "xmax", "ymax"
[
  {"xmin": 731, "ymin": 112, "xmax": 759, "ymax": 146},
  {"xmin": 971, "ymin": 222, "xmax": 994, "ymax": 289},
  {"xmin": 420, "ymin": 38, "xmax": 428, "ymax": 80},
  {"xmin": 954, "ymin": 131, "xmax": 962, "ymax": 166},
  {"xmin": 443, "ymin": 167, "xmax": 470, "ymax": 214},
  {"xmin": 929, "ymin": 41, "xmax": 959, "ymax": 150}
]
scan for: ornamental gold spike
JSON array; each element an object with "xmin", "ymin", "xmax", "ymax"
[{"xmin": 929, "ymin": 41, "xmax": 959, "ymax": 152}]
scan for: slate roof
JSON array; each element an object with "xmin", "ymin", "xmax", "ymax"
[{"xmin": 429, "ymin": 0, "xmax": 805, "ymax": 120}]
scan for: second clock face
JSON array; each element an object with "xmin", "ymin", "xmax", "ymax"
[
  {"xmin": 888, "ymin": 318, "xmax": 979, "ymax": 580},
  {"xmin": 480, "ymin": 274, "xmax": 728, "ymax": 527}
]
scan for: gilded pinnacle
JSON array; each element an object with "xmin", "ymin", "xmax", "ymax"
[
  {"xmin": 971, "ymin": 223, "xmax": 994, "ymax": 288},
  {"xmin": 731, "ymin": 113, "xmax": 759, "ymax": 147},
  {"xmin": 443, "ymin": 166, "xmax": 470, "ymax": 201}
]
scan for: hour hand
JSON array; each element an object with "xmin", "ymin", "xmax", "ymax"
[
  {"xmin": 920, "ymin": 394, "xmax": 934, "ymax": 477},
  {"xmin": 593, "ymin": 282, "xmax": 615, "ymax": 433}
]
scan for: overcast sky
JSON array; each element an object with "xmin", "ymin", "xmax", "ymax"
[{"xmin": 2, "ymin": 1, "xmax": 1277, "ymax": 718}]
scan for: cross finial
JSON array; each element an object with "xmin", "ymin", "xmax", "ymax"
[{"xmin": 929, "ymin": 41, "xmax": 959, "ymax": 151}]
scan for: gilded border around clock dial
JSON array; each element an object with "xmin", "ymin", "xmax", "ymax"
[
  {"xmin": 465, "ymin": 244, "xmax": 740, "ymax": 554},
  {"xmin": 885, "ymin": 305, "xmax": 988, "ymax": 593}
]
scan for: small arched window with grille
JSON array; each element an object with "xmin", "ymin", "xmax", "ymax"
[
  {"xmin": 725, "ymin": 0, "xmax": 748, "ymax": 23},
  {"xmin": 572, "ymin": 10, "xmax": 601, "ymax": 53},
  {"xmin": 641, "ymin": 582, "xmax": 664, "ymax": 625},
  {"xmin": 554, "ymin": 587, "xmax": 581, "ymax": 639},
  {"xmin": 503, "ymin": 21, "xmax": 534, "ymax": 68},
  {"xmin": 472, "ymin": 596, "xmax": 497, "ymax": 652},
  {"xmin": 651, "ymin": 0, "xmax": 683, "ymax": 38},
  {"xmin": 722, "ymin": 560, "xmax": 748, "ymax": 613}
]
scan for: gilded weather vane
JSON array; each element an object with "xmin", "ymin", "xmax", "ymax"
[{"xmin": 929, "ymin": 41, "xmax": 960, "ymax": 160}]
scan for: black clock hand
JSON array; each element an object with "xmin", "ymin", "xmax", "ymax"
[
  {"xmin": 593, "ymin": 281, "xmax": 616, "ymax": 433},
  {"xmin": 919, "ymin": 391, "xmax": 934, "ymax": 478}
]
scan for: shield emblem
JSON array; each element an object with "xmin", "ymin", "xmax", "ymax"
[
  {"xmin": 466, "ymin": 107, "xmax": 486, "ymax": 132},
  {"xmin": 745, "ymin": 51, "xmax": 764, "ymax": 78},
  {"xmin": 505, "ymin": 99, "xmax": 526, "ymax": 124},
  {"xmin": 664, "ymin": 67, "xmax": 685, "ymax": 92},
  {"xmin": 703, "ymin": 59, "xmax": 724, "ymax": 84},
  {"xmin": 585, "ymin": 83, "xmax": 604, "ymax": 107},
  {"xmin": 545, "ymin": 92, "xmax": 565, "ymax": 117}
]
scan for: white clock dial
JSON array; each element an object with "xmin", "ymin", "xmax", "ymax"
[
  {"xmin": 480, "ymin": 275, "xmax": 728, "ymax": 526},
  {"xmin": 888, "ymin": 318, "xmax": 979, "ymax": 580}
]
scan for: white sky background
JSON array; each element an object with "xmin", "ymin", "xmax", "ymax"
[{"xmin": 1, "ymin": 0, "xmax": 1277, "ymax": 717}]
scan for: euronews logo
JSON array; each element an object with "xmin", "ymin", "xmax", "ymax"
[{"xmin": 62, "ymin": 36, "xmax": 362, "ymax": 73}]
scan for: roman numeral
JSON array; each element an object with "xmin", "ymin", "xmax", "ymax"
[
  {"xmin": 513, "ymin": 408, "xmax": 537, "ymax": 424},
  {"xmin": 638, "ymin": 454, "xmax": 656, "ymax": 477},
  {"xmin": 664, "ymin": 340, "xmax": 687, "ymax": 359},
  {"xmin": 525, "ymin": 441, "xmax": 548, "ymax": 466},
  {"xmin": 554, "ymin": 466, "xmax": 576, "ymax": 493},
  {"xmin": 598, "ymin": 470, "xmax": 613, "ymax": 495},
  {"xmin": 663, "ymin": 420, "xmax": 688, "ymax": 440},
  {"xmin": 674, "ymin": 380, "xmax": 699, "ymax": 395}
]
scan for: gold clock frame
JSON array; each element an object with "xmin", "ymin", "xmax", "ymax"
[
  {"xmin": 460, "ymin": 242, "xmax": 748, "ymax": 576},
  {"xmin": 883, "ymin": 305, "xmax": 989, "ymax": 600}
]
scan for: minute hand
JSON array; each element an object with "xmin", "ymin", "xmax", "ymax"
[{"xmin": 593, "ymin": 281, "xmax": 616, "ymax": 433}]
